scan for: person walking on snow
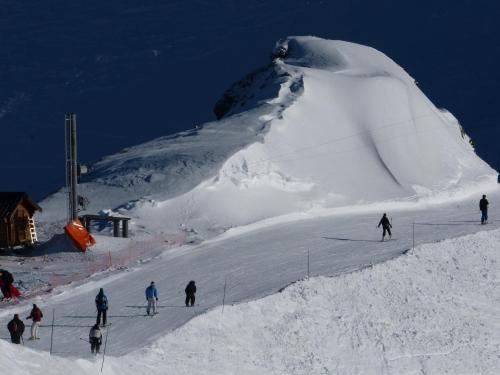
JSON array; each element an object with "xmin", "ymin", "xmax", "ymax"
[
  {"xmin": 480, "ymin": 194, "xmax": 489, "ymax": 224},
  {"xmin": 145, "ymin": 281, "xmax": 158, "ymax": 315},
  {"xmin": 185, "ymin": 280, "xmax": 196, "ymax": 307},
  {"xmin": 89, "ymin": 324, "xmax": 102, "ymax": 354},
  {"xmin": 7, "ymin": 314, "xmax": 25, "ymax": 344},
  {"xmin": 26, "ymin": 304, "xmax": 43, "ymax": 340},
  {"xmin": 377, "ymin": 213, "xmax": 392, "ymax": 241},
  {"xmin": 95, "ymin": 288, "xmax": 108, "ymax": 326}
]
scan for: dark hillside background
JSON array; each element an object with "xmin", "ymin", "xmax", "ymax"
[{"xmin": 1, "ymin": 0, "xmax": 498, "ymax": 199}]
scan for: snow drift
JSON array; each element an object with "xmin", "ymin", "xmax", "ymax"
[
  {"xmin": 3, "ymin": 226, "xmax": 500, "ymax": 375},
  {"xmin": 38, "ymin": 36, "xmax": 496, "ymax": 239}
]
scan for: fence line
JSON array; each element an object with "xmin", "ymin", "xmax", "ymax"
[
  {"xmin": 5, "ymin": 214, "xmax": 491, "ymax": 360},
  {"xmin": 49, "ymin": 308, "xmax": 55, "ymax": 355},
  {"xmin": 47, "ymin": 232, "xmax": 186, "ymax": 291}
]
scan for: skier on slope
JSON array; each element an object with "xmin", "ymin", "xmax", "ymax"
[
  {"xmin": 377, "ymin": 213, "xmax": 392, "ymax": 241},
  {"xmin": 185, "ymin": 280, "xmax": 197, "ymax": 307},
  {"xmin": 7, "ymin": 314, "xmax": 25, "ymax": 344},
  {"xmin": 480, "ymin": 194, "xmax": 489, "ymax": 224},
  {"xmin": 145, "ymin": 281, "xmax": 158, "ymax": 315},
  {"xmin": 89, "ymin": 324, "xmax": 103, "ymax": 354},
  {"xmin": 95, "ymin": 288, "xmax": 108, "ymax": 327},
  {"xmin": 26, "ymin": 304, "xmax": 43, "ymax": 340}
]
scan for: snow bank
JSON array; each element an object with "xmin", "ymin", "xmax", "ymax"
[{"xmin": 4, "ymin": 228, "xmax": 500, "ymax": 374}]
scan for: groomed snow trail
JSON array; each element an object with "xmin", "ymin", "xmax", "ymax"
[
  {"xmin": 1, "ymin": 190, "xmax": 499, "ymax": 360},
  {"xmin": 117, "ymin": 228, "xmax": 500, "ymax": 375},
  {"xmin": 2, "ymin": 206, "xmax": 500, "ymax": 375}
]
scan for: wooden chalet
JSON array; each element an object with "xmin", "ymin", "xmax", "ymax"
[{"xmin": 0, "ymin": 192, "xmax": 42, "ymax": 249}]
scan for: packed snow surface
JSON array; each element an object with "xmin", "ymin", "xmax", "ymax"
[
  {"xmin": 2, "ymin": 192, "xmax": 500, "ymax": 354},
  {"xmin": 2, "ymin": 225, "xmax": 500, "ymax": 374},
  {"xmin": 38, "ymin": 36, "xmax": 496, "ymax": 240}
]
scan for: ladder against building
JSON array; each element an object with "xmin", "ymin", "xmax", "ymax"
[
  {"xmin": 0, "ymin": 192, "xmax": 42, "ymax": 249},
  {"xmin": 28, "ymin": 217, "xmax": 38, "ymax": 244}
]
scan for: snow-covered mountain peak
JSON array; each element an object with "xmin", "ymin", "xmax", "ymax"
[
  {"xmin": 211, "ymin": 36, "xmax": 495, "ymax": 199},
  {"xmin": 39, "ymin": 36, "xmax": 497, "ymax": 240},
  {"xmin": 276, "ymin": 36, "xmax": 350, "ymax": 70},
  {"xmin": 275, "ymin": 37, "xmax": 405, "ymax": 77}
]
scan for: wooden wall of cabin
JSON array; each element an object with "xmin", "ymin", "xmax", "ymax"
[
  {"xmin": 14, "ymin": 205, "xmax": 31, "ymax": 245},
  {"xmin": 0, "ymin": 206, "xmax": 32, "ymax": 248}
]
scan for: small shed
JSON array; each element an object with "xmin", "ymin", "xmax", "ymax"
[
  {"xmin": 80, "ymin": 214, "xmax": 131, "ymax": 238},
  {"xmin": 0, "ymin": 192, "xmax": 42, "ymax": 249}
]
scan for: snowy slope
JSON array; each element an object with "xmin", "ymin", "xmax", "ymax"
[
  {"xmin": 38, "ymin": 36, "xmax": 496, "ymax": 240},
  {"xmin": 2, "ymin": 224, "xmax": 500, "ymax": 375},
  {"xmin": 5, "ymin": 34, "xmax": 500, "ymax": 375},
  {"xmin": 3, "ymin": 190, "xmax": 500, "ymax": 357},
  {"xmin": 116, "ymin": 229, "xmax": 500, "ymax": 375}
]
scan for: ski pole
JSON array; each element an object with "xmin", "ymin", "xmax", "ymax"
[
  {"xmin": 221, "ymin": 277, "xmax": 227, "ymax": 315},
  {"xmin": 307, "ymin": 249, "xmax": 310, "ymax": 280},
  {"xmin": 80, "ymin": 337, "xmax": 90, "ymax": 344},
  {"xmin": 100, "ymin": 324, "xmax": 110, "ymax": 372},
  {"xmin": 412, "ymin": 222, "xmax": 415, "ymax": 251}
]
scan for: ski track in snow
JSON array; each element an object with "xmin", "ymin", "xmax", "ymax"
[
  {"xmin": 1, "ymin": 196, "xmax": 500, "ymax": 374},
  {"xmin": 1, "ymin": 189, "xmax": 500, "ymax": 365}
]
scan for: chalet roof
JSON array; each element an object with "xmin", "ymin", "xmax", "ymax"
[{"xmin": 0, "ymin": 192, "xmax": 42, "ymax": 219}]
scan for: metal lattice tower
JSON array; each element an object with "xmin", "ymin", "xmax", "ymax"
[{"xmin": 65, "ymin": 113, "xmax": 78, "ymax": 223}]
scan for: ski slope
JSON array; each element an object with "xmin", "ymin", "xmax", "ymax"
[
  {"xmin": 3, "ymin": 36, "xmax": 498, "ymax": 374},
  {"xmin": 1, "ymin": 193, "xmax": 500, "ymax": 374},
  {"xmin": 1, "ymin": 189, "xmax": 499, "ymax": 358}
]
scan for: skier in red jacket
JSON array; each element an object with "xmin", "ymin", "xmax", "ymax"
[{"xmin": 26, "ymin": 304, "xmax": 43, "ymax": 340}]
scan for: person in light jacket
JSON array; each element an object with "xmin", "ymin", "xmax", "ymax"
[
  {"xmin": 145, "ymin": 281, "xmax": 158, "ymax": 315},
  {"xmin": 89, "ymin": 324, "xmax": 102, "ymax": 354}
]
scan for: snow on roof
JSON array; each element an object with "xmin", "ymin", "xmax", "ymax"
[{"xmin": 0, "ymin": 192, "xmax": 41, "ymax": 219}]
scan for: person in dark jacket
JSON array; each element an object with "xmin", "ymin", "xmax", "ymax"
[
  {"xmin": 95, "ymin": 288, "xmax": 108, "ymax": 327},
  {"xmin": 7, "ymin": 314, "xmax": 25, "ymax": 344},
  {"xmin": 0, "ymin": 270, "xmax": 14, "ymax": 299},
  {"xmin": 89, "ymin": 324, "xmax": 102, "ymax": 354},
  {"xmin": 480, "ymin": 194, "xmax": 489, "ymax": 224},
  {"xmin": 26, "ymin": 304, "xmax": 43, "ymax": 340},
  {"xmin": 185, "ymin": 280, "xmax": 196, "ymax": 307},
  {"xmin": 377, "ymin": 213, "xmax": 392, "ymax": 241}
]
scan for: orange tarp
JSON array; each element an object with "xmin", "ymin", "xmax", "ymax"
[{"xmin": 64, "ymin": 219, "xmax": 96, "ymax": 252}]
